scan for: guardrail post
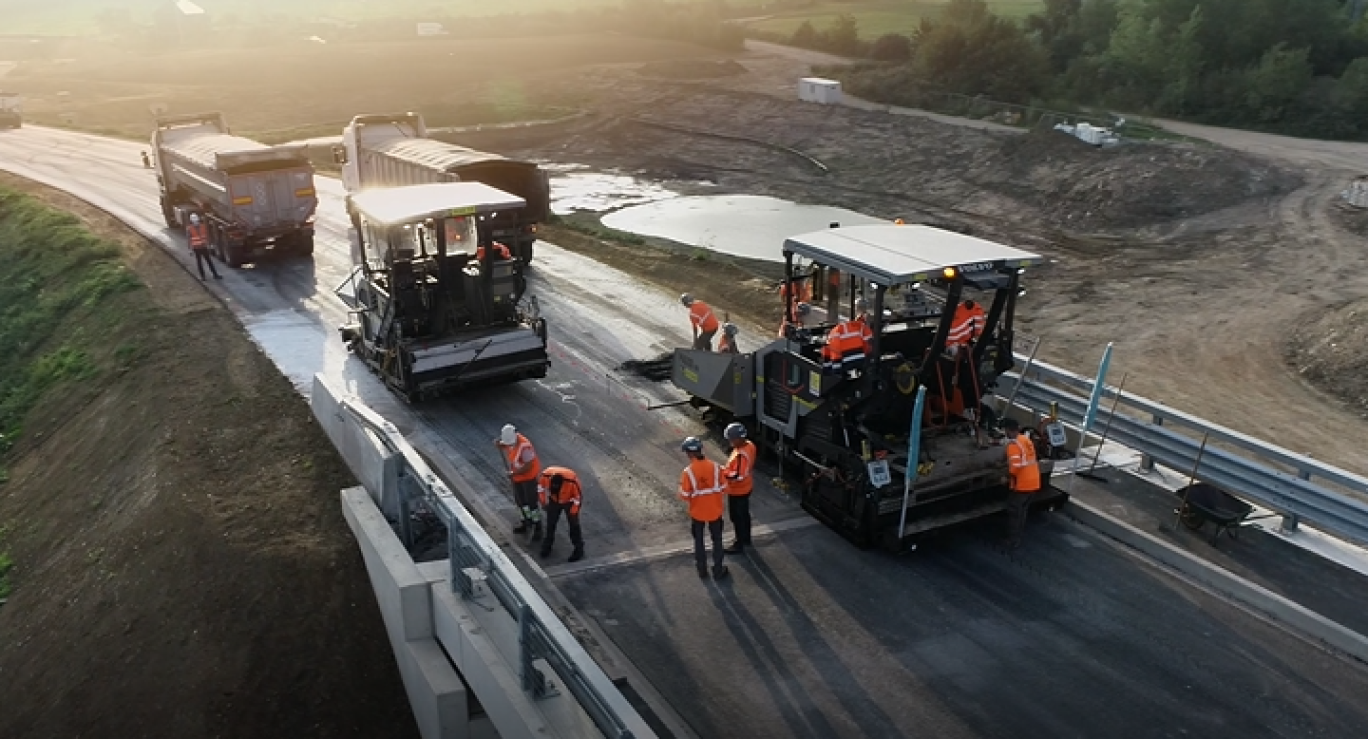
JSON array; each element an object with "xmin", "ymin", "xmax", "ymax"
[
  {"xmin": 1281, "ymin": 469, "xmax": 1312, "ymax": 532},
  {"xmin": 1139, "ymin": 414, "xmax": 1162, "ymax": 471},
  {"xmin": 519, "ymin": 604, "xmax": 552, "ymax": 698}
]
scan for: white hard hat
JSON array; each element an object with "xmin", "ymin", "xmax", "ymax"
[
  {"xmin": 189, "ymin": 214, "xmax": 200, "ymax": 225},
  {"xmin": 680, "ymin": 293, "xmax": 694, "ymax": 306},
  {"xmin": 499, "ymin": 424, "xmax": 517, "ymax": 446}
]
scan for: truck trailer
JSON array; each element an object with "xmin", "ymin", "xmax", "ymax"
[
  {"xmin": 336, "ymin": 181, "xmax": 551, "ymax": 401},
  {"xmin": 332, "ymin": 112, "xmax": 549, "ymax": 265},
  {"xmin": 150, "ymin": 112, "xmax": 318, "ymax": 267},
  {"xmin": 669, "ymin": 223, "xmax": 1063, "ymax": 550},
  {"xmin": 0, "ymin": 92, "xmax": 21, "ymax": 129}
]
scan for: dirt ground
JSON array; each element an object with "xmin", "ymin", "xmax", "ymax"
[{"xmin": 0, "ymin": 174, "xmax": 416, "ymax": 738}]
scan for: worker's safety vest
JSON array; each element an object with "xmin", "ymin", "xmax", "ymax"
[
  {"xmin": 504, "ymin": 434, "xmax": 541, "ymax": 483},
  {"xmin": 689, "ymin": 301, "xmax": 719, "ymax": 333},
  {"xmin": 780, "ymin": 280, "xmax": 812, "ymax": 304},
  {"xmin": 947, "ymin": 303, "xmax": 986, "ymax": 349},
  {"xmin": 477, "ymin": 242, "xmax": 512, "ymax": 260},
  {"xmin": 187, "ymin": 222, "xmax": 209, "ymax": 249},
  {"xmin": 824, "ymin": 317, "xmax": 873, "ymax": 364},
  {"xmin": 723, "ymin": 441, "xmax": 756, "ymax": 496},
  {"xmin": 537, "ymin": 466, "xmax": 582, "ymax": 515},
  {"xmin": 717, "ymin": 334, "xmax": 738, "ymax": 354},
  {"xmin": 678, "ymin": 458, "xmax": 725, "ymax": 521},
  {"xmin": 1006, "ymin": 433, "xmax": 1041, "ymax": 493}
]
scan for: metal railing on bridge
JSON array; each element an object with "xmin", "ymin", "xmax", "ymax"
[{"xmin": 1008, "ymin": 359, "xmax": 1368, "ymax": 548}]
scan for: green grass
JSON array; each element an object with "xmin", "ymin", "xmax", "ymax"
[
  {"xmin": 550, "ymin": 213, "xmax": 647, "ymax": 246},
  {"xmin": 736, "ymin": 0, "xmax": 1044, "ymax": 39},
  {"xmin": 0, "ymin": 187, "xmax": 142, "ymax": 459}
]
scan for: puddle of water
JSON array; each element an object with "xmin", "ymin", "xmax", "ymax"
[
  {"xmin": 601, "ymin": 194, "xmax": 885, "ymax": 262},
  {"xmin": 549, "ymin": 169, "xmax": 680, "ymax": 215}
]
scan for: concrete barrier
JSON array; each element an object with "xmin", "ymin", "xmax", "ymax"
[{"xmin": 341, "ymin": 486, "xmax": 496, "ymax": 739}]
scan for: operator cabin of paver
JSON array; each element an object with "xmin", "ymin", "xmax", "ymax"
[
  {"xmin": 337, "ymin": 182, "xmax": 550, "ymax": 403},
  {"xmin": 670, "ymin": 223, "xmax": 1062, "ymax": 551}
]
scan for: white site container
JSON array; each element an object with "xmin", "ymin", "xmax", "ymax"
[{"xmin": 798, "ymin": 77, "xmax": 843, "ymax": 105}]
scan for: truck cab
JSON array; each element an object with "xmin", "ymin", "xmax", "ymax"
[
  {"xmin": 337, "ymin": 182, "xmax": 550, "ymax": 401},
  {"xmin": 671, "ymin": 223, "xmax": 1061, "ymax": 549}
]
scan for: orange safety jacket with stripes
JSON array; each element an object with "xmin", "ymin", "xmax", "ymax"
[
  {"xmin": 946, "ymin": 302, "xmax": 986, "ymax": 349},
  {"xmin": 1006, "ymin": 433, "xmax": 1042, "ymax": 493},
  {"xmin": 503, "ymin": 433, "xmax": 541, "ymax": 483},
  {"xmin": 723, "ymin": 440, "xmax": 756, "ymax": 496},
  {"xmin": 678, "ymin": 457, "xmax": 725, "ymax": 521},
  {"xmin": 689, "ymin": 301, "xmax": 720, "ymax": 333},
  {"xmin": 187, "ymin": 222, "xmax": 209, "ymax": 249}
]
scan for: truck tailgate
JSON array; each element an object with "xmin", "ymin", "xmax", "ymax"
[{"xmin": 227, "ymin": 166, "xmax": 317, "ymax": 230}]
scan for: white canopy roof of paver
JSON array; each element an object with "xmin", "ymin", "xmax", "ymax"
[
  {"xmin": 783, "ymin": 224, "xmax": 1044, "ymax": 284},
  {"xmin": 352, "ymin": 182, "xmax": 526, "ymax": 226}
]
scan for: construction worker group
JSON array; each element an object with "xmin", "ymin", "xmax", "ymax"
[{"xmin": 496, "ymin": 419, "xmax": 757, "ymax": 578}]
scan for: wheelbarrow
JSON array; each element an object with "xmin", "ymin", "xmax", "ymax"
[{"xmin": 1174, "ymin": 483, "xmax": 1260, "ymax": 544}]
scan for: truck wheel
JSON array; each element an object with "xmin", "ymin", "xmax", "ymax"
[{"xmin": 223, "ymin": 243, "xmax": 245, "ymax": 268}]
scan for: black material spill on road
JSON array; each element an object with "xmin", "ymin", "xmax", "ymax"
[{"xmin": 616, "ymin": 352, "xmax": 674, "ymax": 382}]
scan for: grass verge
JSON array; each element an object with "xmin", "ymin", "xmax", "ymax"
[{"xmin": 0, "ymin": 186, "xmax": 142, "ymax": 462}]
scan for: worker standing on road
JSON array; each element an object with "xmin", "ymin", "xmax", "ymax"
[
  {"xmin": 680, "ymin": 294, "xmax": 720, "ymax": 351},
  {"xmin": 678, "ymin": 436, "xmax": 728, "ymax": 580},
  {"xmin": 717, "ymin": 323, "xmax": 740, "ymax": 354},
  {"xmin": 722, "ymin": 423, "xmax": 756, "ymax": 554},
  {"xmin": 496, "ymin": 423, "xmax": 543, "ymax": 541},
  {"xmin": 1002, "ymin": 418, "xmax": 1041, "ymax": 549},
  {"xmin": 186, "ymin": 213, "xmax": 221, "ymax": 281},
  {"xmin": 537, "ymin": 466, "xmax": 585, "ymax": 563}
]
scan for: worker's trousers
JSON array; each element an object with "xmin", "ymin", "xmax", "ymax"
[
  {"xmin": 192, "ymin": 248, "xmax": 219, "ymax": 279},
  {"xmin": 728, "ymin": 494, "xmax": 752, "ymax": 545},
  {"xmin": 1006, "ymin": 490, "xmax": 1036, "ymax": 544},
  {"xmin": 691, "ymin": 518, "xmax": 724, "ymax": 573},
  {"xmin": 542, "ymin": 501, "xmax": 582, "ymax": 551},
  {"xmin": 693, "ymin": 329, "xmax": 716, "ymax": 351},
  {"xmin": 512, "ymin": 479, "xmax": 541, "ymax": 523}
]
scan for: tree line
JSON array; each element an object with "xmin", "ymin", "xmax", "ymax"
[{"xmin": 768, "ymin": 0, "xmax": 1368, "ymax": 139}]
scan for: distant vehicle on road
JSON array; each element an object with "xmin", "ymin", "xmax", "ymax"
[
  {"xmin": 0, "ymin": 91, "xmax": 22, "ymax": 129},
  {"xmin": 332, "ymin": 112, "xmax": 550, "ymax": 265},
  {"xmin": 150, "ymin": 112, "xmax": 318, "ymax": 267}
]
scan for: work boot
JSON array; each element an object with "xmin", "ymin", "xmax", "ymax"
[
  {"xmin": 531, "ymin": 522, "xmax": 543, "ymax": 542},
  {"xmin": 723, "ymin": 542, "xmax": 745, "ymax": 555},
  {"xmin": 539, "ymin": 545, "xmax": 553, "ymax": 559},
  {"xmin": 712, "ymin": 565, "xmax": 730, "ymax": 580},
  {"xmin": 568, "ymin": 547, "xmax": 584, "ymax": 563},
  {"xmin": 697, "ymin": 566, "xmax": 709, "ymax": 579},
  {"xmin": 513, "ymin": 521, "xmax": 529, "ymax": 534}
]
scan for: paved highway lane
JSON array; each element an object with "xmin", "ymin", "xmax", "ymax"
[{"xmin": 4, "ymin": 125, "xmax": 1368, "ymax": 738}]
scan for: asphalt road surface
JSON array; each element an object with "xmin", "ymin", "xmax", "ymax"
[{"xmin": 3, "ymin": 125, "xmax": 1367, "ymax": 738}]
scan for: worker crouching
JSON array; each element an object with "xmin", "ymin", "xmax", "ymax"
[
  {"xmin": 681, "ymin": 293, "xmax": 720, "ymax": 351},
  {"xmin": 538, "ymin": 466, "xmax": 585, "ymax": 563},
  {"xmin": 678, "ymin": 436, "xmax": 729, "ymax": 580}
]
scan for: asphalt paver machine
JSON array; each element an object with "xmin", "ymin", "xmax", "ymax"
[
  {"xmin": 337, "ymin": 182, "xmax": 550, "ymax": 401},
  {"xmin": 670, "ymin": 223, "xmax": 1061, "ymax": 549}
]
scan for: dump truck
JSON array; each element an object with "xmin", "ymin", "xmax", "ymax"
[
  {"xmin": 0, "ymin": 92, "xmax": 21, "ymax": 129},
  {"xmin": 150, "ymin": 112, "xmax": 318, "ymax": 267},
  {"xmin": 336, "ymin": 181, "xmax": 550, "ymax": 401},
  {"xmin": 332, "ymin": 112, "xmax": 549, "ymax": 265},
  {"xmin": 668, "ymin": 223, "xmax": 1063, "ymax": 550}
]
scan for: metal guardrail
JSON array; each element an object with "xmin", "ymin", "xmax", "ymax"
[
  {"xmin": 338, "ymin": 397, "xmax": 653, "ymax": 739},
  {"xmin": 1008, "ymin": 359, "xmax": 1368, "ymax": 548}
]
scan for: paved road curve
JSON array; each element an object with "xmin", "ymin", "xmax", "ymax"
[{"xmin": 2, "ymin": 125, "xmax": 1367, "ymax": 738}]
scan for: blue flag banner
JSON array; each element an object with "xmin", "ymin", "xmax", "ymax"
[
  {"xmin": 898, "ymin": 385, "xmax": 928, "ymax": 539},
  {"xmin": 1081, "ymin": 343, "xmax": 1114, "ymax": 436}
]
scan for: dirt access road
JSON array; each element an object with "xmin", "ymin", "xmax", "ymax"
[{"xmin": 450, "ymin": 39, "xmax": 1368, "ymax": 479}]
